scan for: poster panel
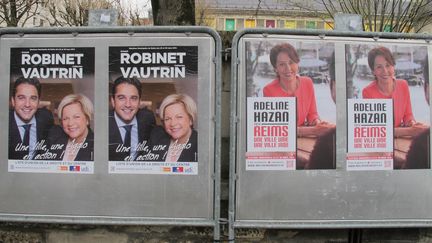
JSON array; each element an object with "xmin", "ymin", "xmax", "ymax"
[
  {"xmin": 346, "ymin": 43, "xmax": 430, "ymax": 170},
  {"xmin": 0, "ymin": 30, "xmax": 217, "ymax": 223},
  {"xmin": 245, "ymin": 39, "xmax": 336, "ymax": 170},
  {"xmin": 108, "ymin": 46, "xmax": 199, "ymax": 175},
  {"xmin": 235, "ymin": 32, "xmax": 432, "ymax": 227},
  {"xmin": 8, "ymin": 47, "xmax": 95, "ymax": 174}
]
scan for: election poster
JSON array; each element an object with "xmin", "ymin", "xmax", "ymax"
[
  {"xmin": 245, "ymin": 39, "xmax": 336, "ymax": 170},
  {"xmin": 108, "ymin": 46, "xmax": 199, "ymax": 175},
  {"xmin": 8, "ymin": 47, "xmax": 95, "ymax": 174},
  {"xmin": 346, "ymin": 43, "xmax": 430, "ymax": 170}
]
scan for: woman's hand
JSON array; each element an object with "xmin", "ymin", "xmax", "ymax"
[
  {"xmin": 308, "ymin": 118, "xmax": 322, "ymax": 126},
  {"xmin": 404, "ymin": 120, "xmax": 416, "ymax": 127}
]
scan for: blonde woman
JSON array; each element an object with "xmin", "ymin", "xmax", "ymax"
[
  {"xmin": 148, "ymin": 94, "xmax": 197, "ymax": 162},
  {"xmin": 48, "ymin": 94, "xmax": 94, "ymax": 161}
]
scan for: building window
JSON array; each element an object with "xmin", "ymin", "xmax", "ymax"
[
  {"xmin": 384, "ymin": 25, "xmax": 392, "ymax": 32},
  {"xmin": 365, "ymin": 24, "xmax": 375, "ymax": 31},
  {"xmin": 306, "ymin": 21, "xmax": 316, "ymax": 29},
  {"xmin": 266, "ymin": 20, "xmax": 275, "ymax": 28},
  {"xmin": 297, "ymin": 20, "xmax": 305, "ymax": 29},
  {"xmin": 285, "ymin": 20, "xmax": 296, "ymax": 29},
  {"xmin": 225, "ymin": 18, "xmax": 235, "ymax": 31},
  {"xmin": 217, "ymin": 18, "xmax": 224, "ymax": 30},
  {"xmin": 278, "ymin": 20, "xmax": 284, "ymax": 28},
  {"xmin": 257, "ymin": 19, "xmax": 264, "ymax": 27},
  {"xmin": 325, "ymin": 22, "xmax": 334, "ymax": 30},
  {"xmin": 236, "ymin": 18, "xmax": 244, "ymax": 30},
  {"xmin": 317, "ymin": 22, "xmax": 324, "ymax": 29},
  {"xmin": 245, "ymin": 19, "xmax": 256, "ymax": 28}
]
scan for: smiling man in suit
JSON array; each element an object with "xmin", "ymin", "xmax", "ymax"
[
  {"xmin": 109, "ymin": 77, "xmax": 155, "ymax": 161},
  {"xmin": 9, "ymin": 77, "xmax": 54, "ymax": 160}
]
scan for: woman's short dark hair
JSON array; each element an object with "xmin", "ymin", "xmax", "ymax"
[
  {"xmin": 367, "ymin": 46, "xmax": 395, "ymax": 71},
  {"xmin": 269, "ymin": 43, "xmax": 300, "ymax": 68}
]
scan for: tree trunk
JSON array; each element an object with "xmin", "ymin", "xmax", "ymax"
[{"xmin": 150, "ymin": 0, "xmax": 195, "ymax": 25}]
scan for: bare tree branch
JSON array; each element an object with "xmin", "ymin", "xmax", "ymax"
[
  {"xmin": 254, "ymin": 0, "xmax": 262, "ymax": 19},
  {"xmin": 0, "ymin": 0, "xmax": 41, "ymax": 26},
  {"xmin": 294, "ymin": 0, "xmax": 432, "ymax": 33},
  {"xmin": 151, "ymin": 0, "xmax": 195, "ymax": 25},
  {"xmin": 43, "ymin": 0, "xmax": 119, "ymax": 26}
]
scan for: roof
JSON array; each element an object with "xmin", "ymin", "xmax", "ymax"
[{"xmin": 199, "ymin": 0, "xmax": 325, "ymax": 11}]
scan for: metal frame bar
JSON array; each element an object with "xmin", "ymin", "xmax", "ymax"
[
  {"xmin": 0, "ymin": 26, "xmax": 222, "ymax": 241},
  {"xmin": 233, "ymin": 219, "xmax": 432, "ymax": 229},
  {"xmin": 229, "ymin": 28, "xmax": 432, "ymax": 240},
  {"xmin": 0, "ymin": 214, "xmax": 216, "ymax": 226}
]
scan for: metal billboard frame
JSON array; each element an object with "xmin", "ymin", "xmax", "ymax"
[
  {"xmin": 229, "ymin": 28, "xmax": 432, "ymax": 240},
  {"xmin": 0, "ymin": 26, "xmax": 221, "ymax": 241}
]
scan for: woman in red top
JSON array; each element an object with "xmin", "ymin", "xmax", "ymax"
[
  {"xmin": 263, "ymin": 43, "xmax": 320, "ymax": 126},
  {"xmin": 362, "ymin": 46, "xmax": 415, "ymax": 127}
]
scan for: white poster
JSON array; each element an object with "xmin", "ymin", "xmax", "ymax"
[
  {"xmin": 246, "ymin": 97, "xmax": 296, "ymax": 170},
  {"xmin": 347, "ymin": 99, "xmax": 393, "ymax": 170}
]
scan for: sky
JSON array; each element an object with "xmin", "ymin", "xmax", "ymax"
[{"xmin": 122, "ymin": 0, "xmax": 152, "ymax": 17}]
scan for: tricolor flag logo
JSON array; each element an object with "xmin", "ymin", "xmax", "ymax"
[
  {"xmin": 69, "ymin": 166, "xmax": 81, "ymax": 171},
  {"xmin": 172, "ymin": 167, "xmax": 184, "ymax": 173}
]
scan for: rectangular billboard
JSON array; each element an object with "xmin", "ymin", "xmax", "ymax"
[
  {"xmin": 234, "ymin": 33, "xmax": 432, "ymax": 226},
  {"xmin": 0, "ymin": 31, "xmax": 217, "ymax": 223}
]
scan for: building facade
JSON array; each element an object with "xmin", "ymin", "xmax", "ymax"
[
  {"xmin": 196, "ymin": 0, "xmax": 432, "ymax": 34},
  {"xmin": 196, "ymin": 0, "xmax": 333, "ymax": 31}
]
